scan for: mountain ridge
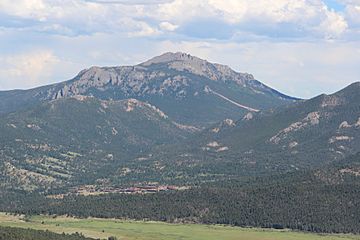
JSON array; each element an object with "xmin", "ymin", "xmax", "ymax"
[
  {"xmin": 113, "ymin": 81, "xmax": 360, "ymax": 184},
  {"xmin": 0, "ymin": 52, "xmax": 298, "ymax": 127},
  {"xmin": 0, "ymin": 96, "xmax": 194, "ymax": 191},
  {"xmin": 1, "ymin": 53, "xmax": 358, "ymax": 191}
]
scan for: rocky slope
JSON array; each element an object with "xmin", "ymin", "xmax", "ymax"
[
  {"xmin": 115, "ymin": 82, "xmax": 360, "ymax": 184},
  {"xmin": 0, "ymin": 52, "xmax": 297, "ymax": 127},
  {"xmin": 0, "ymin": 96, "xmax": 193, "ymax": 191}
]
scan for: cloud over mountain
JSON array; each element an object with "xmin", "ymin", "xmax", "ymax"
[{"xmin": 0, "ymin": 0, "xmax": 359, "ymax": 98}]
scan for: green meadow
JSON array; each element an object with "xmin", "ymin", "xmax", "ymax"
[{"xmin": 0, "ymin": 213, "xmax": 359, "ymax": 240}]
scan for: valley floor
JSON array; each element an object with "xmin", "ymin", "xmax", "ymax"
[{"xmin": 0, "ymin": 213, "xmax": 359, "ymax": 240}]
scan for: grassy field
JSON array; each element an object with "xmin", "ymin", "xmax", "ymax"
[{"xmin": 0, "ymin": 213, "xmax": 360, "ymax": 240}]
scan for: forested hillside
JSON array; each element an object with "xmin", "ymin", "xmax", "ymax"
[
  {"xmin": 0, "ymin": 96, "xmax": 193, "ymax": 191},
  {"xmin": 0, "ymin": 226, "xmax": 94, "ymax": 240},
  {"xmin": 2, "ymin": 153, "xmax": 360, "ymax": 234},
  {"xmin": 111, "ymin": 82, "xmax": 360, "ymax": 184}
]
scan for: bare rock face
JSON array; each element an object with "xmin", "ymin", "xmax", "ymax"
[
  {"xmin": 320, "ymin": 82, "xmax": 360, "ymax": 109},
  {"xmin": 142, "ymin": 52, "xmax": 254, "ymax": 82},
  {"xmin": 321, "ymin": 95, "xmax": 344, "ymax": 108},
  {"xmin": 242, "ymin": 112, "xmax": 254, "ymax": 121},
  {"xmin": 79, "ymin": 67, "xmax": 119, "ymax": 86},
  {"xmin": 141, "ymin": 52, "xmax": 191, "ymax": 66},
  {"xmin": 48, "ymin": 52, "xmax": 258, "ymax": 101}
]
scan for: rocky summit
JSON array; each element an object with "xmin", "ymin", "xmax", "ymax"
[{"xmin": 0, "ymin": 52, "xmax": 297, "ymax": 127}]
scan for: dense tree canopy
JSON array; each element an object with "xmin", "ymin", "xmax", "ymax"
[{"xmin": 0, "ymin": 226, "xmax": 94, "ymax": 240}]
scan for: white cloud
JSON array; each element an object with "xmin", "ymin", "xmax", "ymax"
[
  {"xmin": 0, "ymin": 0, "xmax": 150, "ymax": 36},
  {"xmin": 0, "ymin": 50, "xmax": 70, "ymax": 90},
  {"xmin": 0, "ymin": 0, "xmax": 49, "ymax": 20},
  {"xmin": 206, "ymin": 0, "xmax": 312, "ymax": 23},
  {"xmin": 124, "ymin": 19, "xmax": 161, "ymax": 37},
  {"xmin": 153, "ymin": 0, "xmax": 350, "ymax": 39},
  {"xmin": 159, "ymin": 21, "xmax": 178, "ymax": 31},
  {"xmin": 339, "ymin": 0, "xmax": 360, "ymax": 4},
  {"xmin": 0, "ymin": 0, "xmax": 359, "ymax": 97},
  {"xmin": 345, "ymin": 3, "xmax": 360, "ymax": 26},
  {"xmin": 85, "ymin": 0, "xmax": 173, "ymax": 4},
  {"xmin": 318, "ymin": 10, "xmax": 348, "ymax": 38},
  {"xmin": 0, "ymin": 0, "xmax": 353, "ymax": 39},
  {"xmin": 0, "ymin": 31, "xmax": 358, "ymax": 97}
]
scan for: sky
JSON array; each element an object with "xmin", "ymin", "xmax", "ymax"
[{"xmin": 0, "ymin": 0, "xmax": 359, "ymax": 98}]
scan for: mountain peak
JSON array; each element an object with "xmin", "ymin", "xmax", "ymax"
[
  {"xmin": 311, "ymin": 81, "xmax": 360, "ymax": 109},
  {"xmin": 140, "ymin": 52, "xmax": 255, "ymax": 82},
  {"xmin": 338, "ymin": 81, "xmax": 360, "ymax": 93},
  {"xmin": 329, "ymin": 81, "xmax": 360, "ymax": 100},
  {"xmin": 140, "ymin": 52, "xmax": 203, "ymax": 66},
  {"xmin": 0, "ymin": 52, "xmax": 296, "ymax": 127}
]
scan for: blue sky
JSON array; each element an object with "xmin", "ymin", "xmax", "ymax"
[
  {"xmin": 324, "ymin": 0, "xmax": 345, "ymax": 11},
  {"xmin": 0, "ymin": 0, "xmax": 359, "ymax": 98}
]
